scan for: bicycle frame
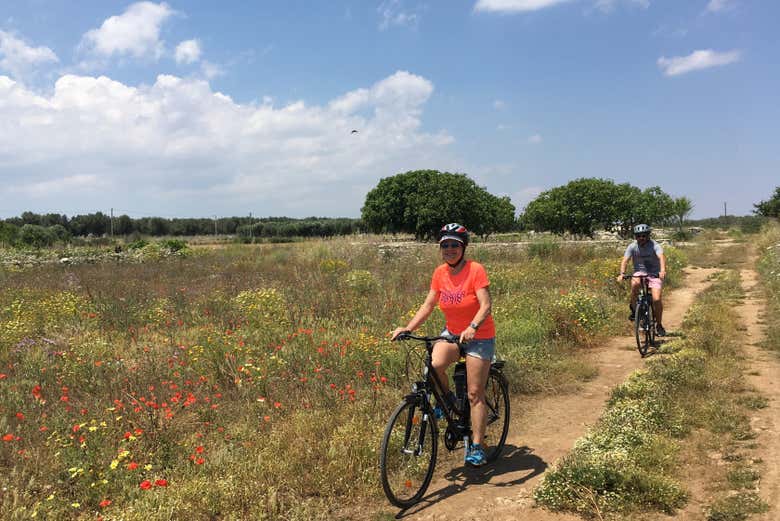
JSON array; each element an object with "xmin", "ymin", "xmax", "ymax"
[{"xmin": 399, "ymin": 333, "xmax": 472, "ymax": 447}]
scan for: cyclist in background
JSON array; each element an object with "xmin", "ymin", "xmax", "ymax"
[
  {"xmin": 390, "ymin": 223, "xmax": 495, "ymax": 467},
  {"xmin": 617, "ymin": 223, "xmax": 667, "ymax": 336}
]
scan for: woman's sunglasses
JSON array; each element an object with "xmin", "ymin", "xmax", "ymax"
[
  {"xmin": 635, "ymin": 234, "xmax": 649, "ymax": 239},
  {"xmin": 439, "ymin": 241, "xmax": 462, "ymax": 249}
]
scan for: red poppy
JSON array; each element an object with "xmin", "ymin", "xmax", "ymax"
[
  {"xmin": 195, "ymin": 457, "xmax": 205, "ymax": 465},
  {"xmin": 99, "ymin": 499, "xmax": 111, "ymax": 508},
  {"xmin": 2, "ymin": 434, "xmax": 14, "ymax": 442},
  {"xmin": 127, "ymin": 462, "xmax": 139, "ymax": 470},
  {"xmin": 155, "ymin": 479, "xmax": 168, "ymax": 487},
  {"xmin": 195, "ymin": 446, "xmax": 204, "ymax": 454},
  {"xmin": 139, "ymin": 480, "xmax": 152, "ymax": 490},
  {"xmin": 15, "ymin": 412, "xmax": 24, "ymax": 421}
]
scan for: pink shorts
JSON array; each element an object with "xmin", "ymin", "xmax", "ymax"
[{"xmin": 633, "ymin": 271, "xmax": 662, "ymax": 289}]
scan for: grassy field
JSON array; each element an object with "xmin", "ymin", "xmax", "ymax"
[{"xmin": 0, "ymin": 236, "xmax": 687, "ymax": 520}]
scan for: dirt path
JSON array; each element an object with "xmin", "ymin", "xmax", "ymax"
[
  {"xmin": 735, "ymin": 255, "xmax": 780, "ymax": 520},
  {"xmin": 395, "ymin": 266, "xmax": 719, "ymax": 521}
]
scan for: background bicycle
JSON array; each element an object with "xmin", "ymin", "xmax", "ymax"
[{"xmin": 624, "ymin": 274, "xmax": 657, "ymax": 356}]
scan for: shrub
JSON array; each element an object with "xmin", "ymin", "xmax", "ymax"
[
  {"xmin": 343, "ymin": 269, "xmax": 378, "ymax": 295},
  {"xmin": 127, "ymin": 239, "xmax": 149, "ymax": 250},
  {"xmin": 527, "ymin": 239, "xmax": 560, "ymax": 259}
]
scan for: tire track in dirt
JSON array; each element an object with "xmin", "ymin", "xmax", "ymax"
[
  {"xmin": 396, "ymin": 266, "xmax": 719, "ymax": 521},
  {"xmin": 737, "ymin": 256, "xmax": 780, "ymax": 520}
]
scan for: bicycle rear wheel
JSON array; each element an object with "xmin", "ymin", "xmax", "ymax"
[
  {"xmin": 483, "ymin": 369, "xmax": 510, "ymax": 462},
  {"xmin": 379, "ymin": 399, "xmax": 438, "ymax": 508}
]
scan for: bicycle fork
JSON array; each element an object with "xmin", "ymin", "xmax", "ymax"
[{"xmin": 401, "ymin": 401, "xmax": 430, "ymax": 457}]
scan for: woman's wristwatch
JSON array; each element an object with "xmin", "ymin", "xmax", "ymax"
[{"xmin": 469, "ymin": 322, "xmax": 479, "ymax": 330}]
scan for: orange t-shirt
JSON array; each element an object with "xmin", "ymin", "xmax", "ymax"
[{"xmin": 430, "ymin": 260, "xmax": 495, "ymax": 339}]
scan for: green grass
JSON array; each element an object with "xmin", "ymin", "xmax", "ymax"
[{"xmin": 706, "ymin": 492, "xmax": 769, "ymax": 521}]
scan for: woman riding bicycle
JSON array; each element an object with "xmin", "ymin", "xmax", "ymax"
[{"xmin": 390, "ymin": 223, "xmax": 495, "ymax": 467}]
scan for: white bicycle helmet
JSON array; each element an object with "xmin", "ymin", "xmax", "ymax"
[{"xmin": 633, "ymin": 224, "xmax": 652, "ymax": 235}]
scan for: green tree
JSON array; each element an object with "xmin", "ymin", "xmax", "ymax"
[
  {"xmin": 0, "ymin": 222, "xmax": 19, "ymax": 247},
  {"xmin": 755, "ymin": 187, "xmax": 780, "ymax": 218},
  {"xmin": 18, "ymin": 224, "xmax": 56, "ymax": 248},
  {"xmin": 522, "ymin": 178, "xmax": 677, "ymax": 237},
  {"xmin": 670, "ymin": 196, "xmax": 694, "ymax": 232},
  {"xmin": 361, "ymin": 170, "xmax": 515, "ymax": 239}
]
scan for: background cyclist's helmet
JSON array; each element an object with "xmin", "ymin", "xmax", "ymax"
[
  {"xmin": 438, "ymin": 223, "xmax": 470, "ymax": 245},
  {"xmin": 633, "ymin": 223, "xmax": 652, "ymax": 236}
]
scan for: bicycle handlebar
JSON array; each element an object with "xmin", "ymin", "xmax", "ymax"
[
  {"xmin": 622, "ymin": 273, "xmax": 659, "ymax": 280},
  {"xmin": 393, "ymin": 331, "xmax": 461, "ymax": 345}
]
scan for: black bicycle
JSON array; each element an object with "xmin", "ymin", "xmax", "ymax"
[
  {"xmin": 624, "ymin": 274, "xmax": 657, "ymax": 356},
  {"xmin": 379, "ymin": 333, "xmax": 510, "ymax": 508}
]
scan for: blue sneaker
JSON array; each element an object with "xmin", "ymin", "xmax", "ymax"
[
  {"xmin": 465, "ymin": 444, "xmax": 487, "ymax": 467},
  {"xmin": 433, "ymin": 405, "xmax": 444, "ymax": 420}
]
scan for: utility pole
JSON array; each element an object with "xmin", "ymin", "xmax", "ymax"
[
  {"xmin": 249, "ymin": 212, "xmax": 253, "ymax": 240},
  {"xmin": 724, "ymin": 202, "xmax": 727, "ymax": 218},
  {"xmin": 213, "ymin": 215, "xmax": 218, "ymax": 236},
  {"xmin": 110, "ymin": 208, "xmax": 114, "ymax": 237}
]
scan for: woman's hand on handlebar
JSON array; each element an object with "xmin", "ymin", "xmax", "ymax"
[{"xmin": 390, "ymin": 327, "xmax": 411, "ymax": 341}]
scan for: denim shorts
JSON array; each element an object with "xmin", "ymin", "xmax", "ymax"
[{"xmin": 440, "ymin": 329, "xmax": 496, "ymax": 361}]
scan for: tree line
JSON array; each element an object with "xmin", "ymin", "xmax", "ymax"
[
  {"xmin": 0, "ymin": 213, "xmax": 362, "ymax": 248},
  {"xmin": 3, "ymin": 172, "xmax": 775, "ymax": 249}
]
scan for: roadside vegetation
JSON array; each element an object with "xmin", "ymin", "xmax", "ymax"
[
  {"xmin": 757, "ymin": 222, "xmax": 780, "ymax": 357},
  {"xmin": 534, "ymin": 236, "xmax": 770, "ymax": 520}
]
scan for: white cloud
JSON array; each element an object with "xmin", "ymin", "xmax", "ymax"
[
  {"xmin": 0, "ymin": 70, "xmax": 453, "ymax": 216},
  {"xmin": 513, "ymin": 186, "xmax": 544, "ymax": 210},
  {"xmin": 527, "ymin": 133, "xmax": 542, "ymax": 144},
  {"xmin": 493, "ymin": 99, "xmax": 506, "ymax": 110},
  {"xmin": 594, "ymin": 0, "xmax": 649, "ymax": 13},
  {"xmin": 0, "ymin": 30, "xmax": 58, "ymax": 82},
  {"xmin": 175, "ymin": 39, "xmax": 201, "ymax": 64},
  {"xmin": 80, "ymin": 2, "xmax": 174, "ymax": 60},
  {"xmin": 378, "ymin": 0, "xmax": 421, "ymax": 30},
  {"xmin": 474, "ymin": 0, "xmax": 574, "ymax": 13},
  {"xmin": 199, "ymin": 60, "xmax": 223, "ymax": 79},
  {"xmin": 657, "ymin": 49, "xmax": 741, "ymax": 77},
  {"xmin": 706, "ymin": 0, "xmax": 736, "ymax": 13}
]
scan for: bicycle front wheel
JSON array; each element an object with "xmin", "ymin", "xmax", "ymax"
[
  {"xmin": 634, "ymin": 302, "xmax": 650, "ymax": 357},
  {"xmin": 379, "ymin": 399, "xmax": 438, "ymax": 508},
  {"xmin": 483, "ymin": 369, "xmax": 510, "ymax": 462}
]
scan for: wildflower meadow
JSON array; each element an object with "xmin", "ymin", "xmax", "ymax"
[{"xmin": 0, "ymin": 236, "xmax": 685, "ymax": 519}]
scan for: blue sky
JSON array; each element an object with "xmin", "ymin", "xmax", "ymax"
[{"xmin": 0, "ymin": 0, "xmax": 776, "ymax": 219}]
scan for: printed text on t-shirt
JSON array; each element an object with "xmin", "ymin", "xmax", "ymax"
[{"xmin": 440, "ymin": 289, "xmax": 465, "ymax": 305}]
